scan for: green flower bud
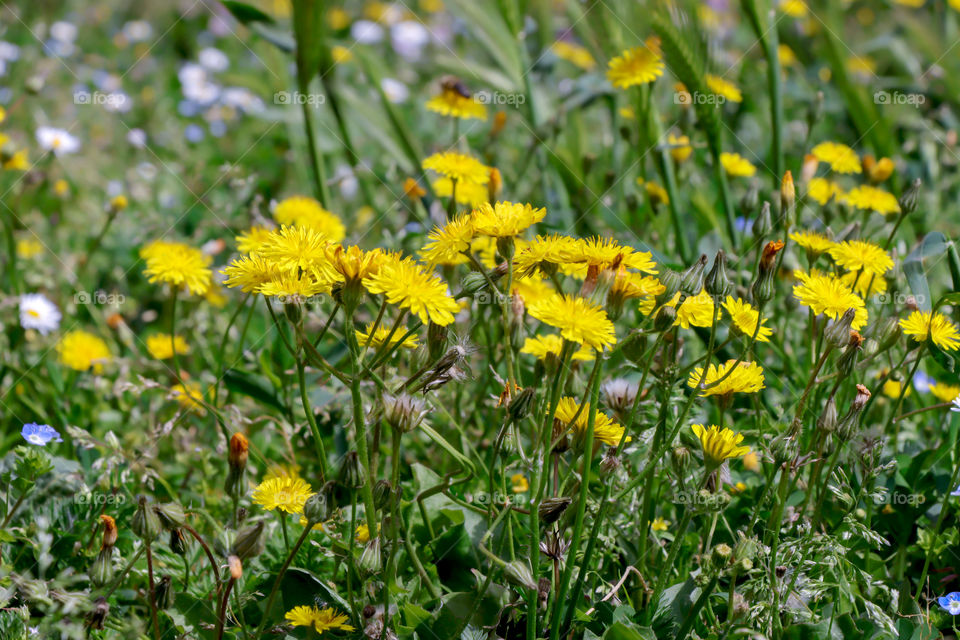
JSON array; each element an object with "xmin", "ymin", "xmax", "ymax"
[
  {"xmin": 621, "ymin": 330, "xmax": 648, "ymax": 365},
  {"xmin": 497, "ymin": 236, "xmax": 516, "ymax": 262},
  {"xmin": 302, "ymin": 493, "xmax": 327, "ymax": 524},
  {"xmin": 337, "ymin": 452, "xmax": 365, "ymax": 490},
  {"xmin": 824, "ymin": 308, "xmax": 857, "ymax": 348},
  {"xmin": 153, "ymin": 503, "xmax": 186, "ymax": 530},
  {"xmin": 899, "ymin": 178, "xmax": 921, "ymax": 215},
  {"xmin": 710, "ymin": 543, "xmax": 733, "ymax": 572},
  {"xmin": 817, "ymin": 395, "xmax": 838, "ymax": 434},
  {"xmin": 89, "ymin": 548, "xmax": 113, "ymax": 587},
  {"xmin": 704, "ymin": 250, "xmax": 732, "ymax": 300},
  {"xmin": 383, "ymin": 393, "xmax": 427, "ymax": 433},
  {"xmin": 373, "ymin": 479, "xmax": 393, "ymax": 511},
  {"xmin": 460, "ymin": 272, "xmax": 488, "ymax": 298},
  {"xmin": 654, "ymin": 305, "xmax": 677, "ymax": 333},
  {"xmin": 131, "ymin": 495, "xmax": 162, "ymax": 542},
  {"xmin": 538, "ymin": 497, "xmax": 572, "ymax": 525},
  {"xmin": 155, "ymin": 575, "xmax": 175, "ymax": 610},
  {"xmin": 169, "ymin": 528, "xmax": 188, "ymax": 556},
  {"xmin": 753, "ymin": 201, "xmax": 772, "ymax": 241},
  {"xmin": 679, "ymin": 254, "xmax": 708, "ymax": 297},
  {"xmin": 231, "ymin": 521, "xmax": 266, "ymax": 561},
  {"xmin": 508, "ymin": 387, "xmax": 537, "ymax": 423},
  {"xmin": 427, "ymin": 322, "xmax": 449, "ymax": 362},
  {"xmin": 504, "ymin": 560, "xmax": 538, "ymax": 591},
  {"xmin": 359, "ymin": 538, "xmax": 382, "ymax": 574}
]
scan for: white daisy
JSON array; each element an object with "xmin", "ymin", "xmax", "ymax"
[
  {"xmin": 19, "ymin": 293, "xmax": 61, "ymax": 335},
  {"xmin": 952, "ymin": 393, "xmax": 960, "ymax": 413},
  {"xmin": 36, "ymin": 126, "xmax": 81, "ymax": 155}
]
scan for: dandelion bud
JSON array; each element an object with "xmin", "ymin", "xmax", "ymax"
[
  {"xmin": 509, "ymin": 292, "xmax": 526, "ymax": 350},
  {"xmin": 283, "ymin": 299, "xmax": 303, "ymax": 325},
  {"xmin": 899, "ymin": 178, "xmax": 921, "ymax": 215},
  {"xmin": 374, "ymin": 479, "xmax": 394, "ymax": 511},
  {"xmin": 551, "ymin": 417, "xmax": 570, "ymax": 454},
  {"xmin": 704, "ymin": 250, "xmax": 733, "ymax": 300},
  {"xmin": 824, "ymin": 308, "xmax": 857, "ymax": 348},
  {"xmin": 679, "ymin": 254, "xmax": 708, "ymax": 296},
  {"xmin": 671, "ymin": 446, "xmax": 692, "ymax": 476},
  {"xmin": 508, "ymin": 386, "xmax": 537, "ymax": 423},
  {"xmin": 155, "ymin": 575, "xmax": 175, "ymax": 610},
  {"xmin": 600, "ymin": 448, "xmax": 621, "ymax": 476},
  {"xmin": 225, "ymin": 432, "xmax": 248, "ymax": 499},
  {"xmin": 835, "ymin": 331, "xmax": 863, "ymax": 376},
  {"xmin": 402, "ymin": 177, "xmax": 426, "ymax": 200},
  {"xmin": 337, "ymin": 451, "xmax": 365, "ymax": 490},
  {"xmin": 780, "ymin": 171, "xmax": 796, "ymax": 231},
  {"xmin": 427, "ymin": 322, "xmax": 448, "ymax": 362},
  {"xmin": 100, "ymin": 515, "xmax": 118, "ymax": 549},
  {"xmin": 86, "ymin": 597, "xmax": 109, "ymax": 631},
  {"xmin": 153, "ymin": 502, "xmax": 186, "ymax": 530},
  {"xmin": 228, "ymin": 555, "xmax": 243, "ymax": 579},
  {"xmin": 109, "ymin": 194, "xmax": 128, "ymax": 213},
  {"xmin": 817, "ymin": 395, "xmax": 838, "ymax": 434},
  {"xmin": 504, "ymin": 560, "xmax": 538, "ymax": 591},
  {"xmin": 753, "ymin": 201, "xmax": 772, "ymax": 241},
  {"xmin": 460, "ymin": 271, "xmax": 488, "ymax": 298},
  {"xmin": 496, "ymin": 236, "xmax": 516, "ymax": 262},
  {"xmin": 656, "ymin": 268, "xmax": 681, "ymax": 303},
  {"xmin": 231, "ymin": 520, "xmax": 266, "ymax": 560},
  {"xmin": 538, "ymin": 576, "xmax": 551, "ymax": 609},
  {"xmin": 383, "ymin": 393, "xmax": 427, "ymax": 433},
  {"xmin": 488, "ymin": 166, "xmax": 503, "ymax": 201},
  {"xmin": 837, "ymin": 384, "xmax": 871, "ymax": 441},
  {"xmin": 317, "ymin": 481, "xmax": 339, "ymax": 520},
  {"xmin": 89, "ymin": 548, "xmax": 113, "ymax": 587},
  {"xmin": 618, "ymin": 331, "xmax": 646, "ymax": 366},
  {"xmin": 131, "ymin": 495, "xmax": 161, "ymax": 541},
  {"xmin": 654, "ymin": 305, "xmax": 677, "ymax": 333},
  {"xmin": 771, "ymin": 431, "xmax": 798, "ymax": 466},
  {"xmin": 751, "ymin": 241, "xmax": 783, "ymax": 306},
  {"xmin": 302, "ymin": 493, "xmax": 326, "ymax": 524},
  {"xmin": 710, "ymin": 543, "xmax": 733, "ymax": 572},
  {"xmin": 169, "ymin": 528, "xmax": 188, "ymax": 555},
  {"xmin": 359, "ymin": 537, "xmax": 382, "ymax": 573},
  {"xmin": 538, "ymin": 497, "xmax": 572, "ymax": 525},
  {"xmin": 875, "ymin": 317, "xmax": 902, "ymax": 352}
]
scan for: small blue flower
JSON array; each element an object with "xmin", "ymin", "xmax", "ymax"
[
  {"xmin": 939, "ymin": 592, "xmax": 960, "ymax": 615},
  {"xmin": 21, "ymin": 423, "xmax": 62, "ymax": 446},
  {"xmin": 951, "ymin": 484, "xmax": 960, "ymax": 497},
  {"xmin": 913, "ymin": 371, "xmax": 935, "ymax": 394}
]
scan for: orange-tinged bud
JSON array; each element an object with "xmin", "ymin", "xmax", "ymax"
[
  {"xmin": 403, "ymin": 177, "xmax": 426, "ymax": 199},
  {"xmin": 760, "ymin": 241, "xmax": 784, "ymax": 271},
  {"xmin": 100, "ymin": 515, "xmax": 118, "ymax": 549},
  {"xmin": 491, "ymin": 111, "xmax": 507, "ymax": 137},
  {"xmin": 488, "ymin": 167, "xmax": 503, "ymax": 202},
  {"xmin": 867, "ymin": 157, "xmax": 894, "ymax": 183},
  {"xmin": 228, "ymin": 433, "xmax": 249, "ymax": 469},
  {"xmin": 228, "ymin": 555, "xmax": 243, "ymax": 579},
  {"xmin": 801, "ymin": 153, "xmax": 818, "ymax": 183},
  {"xmin": 106, "ymin": 313, "xmax": 124, "ymax": 330}
]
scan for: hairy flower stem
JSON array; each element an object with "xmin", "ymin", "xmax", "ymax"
[
  {"xmin": 145, "ymin": 540, "xmax": 161, "ymax": 640},
  {"xmin": 296, "ymin": 354, "xmax": 329, "ymax": 482},
  {"xmin": 766, "ymin": 464, "xmax": 792, "ymax": 638},
  {"xmin": 548, "ymin": 355, "xmax": 604, "ymax": 640},
  {"xmin": 345, "ymin": 313, "xmax": 380, "ymax": 536},
  {"xmin": 382, "ymin": 427, "xmax": 403, "ymax": 634},
  {"xmin": 526, "ymin": 342, "xmax": 574, "ymax": 640},
  {"xmin": 215, "ymin": 577, "xmax": 236, "ymax": 640},
  {"xmin": 253, "ymin": 520, "xmax": 315, "ymax": 640}
]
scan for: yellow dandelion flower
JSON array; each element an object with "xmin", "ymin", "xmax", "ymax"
[
  {"xmin": 284, "ymin": 606, "xmax": 354, "ymax": 634},
  {"xmin": 425, "ymin": 87, "xmax": 487, "ymax": 120},
  {"xmin": 691, "ymin": 424, "xmax": 750, "ymax": 466},
  {"xmin": 882, "ymin": 379, "xmax": 908, "ymax": 398},
  {"xmin": 780, "ymin": 0, "xmax": 808, "ymax": 16},
  {"xmin": 221, "ymin": 254, "xmax": 280, "ymax": 293},
  {"xmin": 722, "ymin": 296, "xmax": 772, "ymax": 342},
  {"xmin": 363, "ymin": 257, "xmax": 459, "ymax": 326},
  {"xmin": 57, "ymin": 330, "xmax": 111, "ymax": 373},
  {"xmin": 840, "ymin": 185, "xmax": 901, "ymax": 215},
  {"xmin": 667, "ymin": 133, "xmax": 693, "ymax": 162},
  {"xmin": 420, "ymin": 216, "xmax": 475, "ymax": 266},
  {"xmin": 236, "ymin": 225, "xmax": 273, "ymax": 254},
  {"xmin": 423, "ymin": 151, "xmax": 490, "ymax": 184},
  {"xmin": 829, "ymin": 240, "xmax": 893, "ymax": 278},
  {"xmin": 811, "ymin": 141, "xmax": 862, "ymax": 174},
  {"xmin": 257, "ymin": 270, "xmax": 331, "ymax": 299},
  {"xmin": 555, "ymin": 397, "xmax": 629, "ymax": 446},
  {"xmin": 651, "ymin": 517, "xmax": 670, "ymax": 531},
  {"xmin": 639, "ymin": 179, "xmax": 670, "ymax": 206},
  {"xmin": 864, "ymin": 156, "xmax": 895, "ymax": 183},
  {"xmin": 687, "ymin": 360, "xmax": 765, "ymax": 396},
  {"xmin": 145, "ymin": 334, "xmax": 190, "ymax": 360},
  {"xmin": 513, "ymin": 234, "xmax": 580, "ymax": 278},
  {"xmin": 432, "ymin": 176, "xmax": 488, "ymax": 207},
  {"xmin": 510, "ymin": 474, "xmax": 530, "ymax": 493},
  {"xmin": 606, "ymin": 41, "xmax": 664, "ymax": 89},
  {"xmin": 520, "ymin": 334, "xmax": 594, "ymax": 362},
  {"xmin": 899, "ymin": 311, "xmax": 960, "ymax": 351},
  {"xmin": 140, "ymin": 240, "xmax": 212, "ymax": 295},
  {"xmin": 930, "ymin": 383, "xmax": 960, "ymax": 402},
  {"xmin": 839, "ymin": 269, "xmax": 887, "ymax": 298},
  {"xmin": 4, "ymin": 149, "xmax": 28, "ymax": 171},
  {"xmin": 551, "ymin": 41, "xmax": 596, "ymax": 70},
  {"xmin": 356, "ymin": 323, "xmax": 419, "ymax": 350},
  {"xmin": 470, "ymin": 201, "xmax": 546, "ymax": 238},
  {"xmin": 252, "ymin": 476, "xmax": 314, "ymax": 514},
  {"xmin": 566, "ymin": 237, "xmax": 658, "ymax": 275},
  {"xmin": 806, "ymin": 177, "xmax": 843, "ymax": 205},
  {"xmin": 328, "ymin": 245, "xmax": 393, "ymax": 283},
  {"xmin": 792, "ymin": 272, "xmax": 868, "ymax": 330},
  {"xmin": 706, "ymin": 74, "xmax": 743, "ymax": 102},
  {"xmin": 16, "ymin": 238, "xmax": 44, "ymax": 258},
  {"xmin": 665, "ymin": 290, "xmax": 717, "ymax": 329},
  {"xmin": 778, "ymin": 44, "xmax": 798, "ymax": 66},
  {"xmin": 720, "ymin": 152, "xmax": 756, "ymax": 177},
  {"xmin": 527, "ymin": 293, "xmax": 616, "ymax": 350},
  {"xmin": 257, "ymin": 226, "xmax": 337, "ymax": 282},
  {"xmin": 789, "ymin": 229, "xmax": 835, "ymax": 254},
  {"xmin": 611, "ymin": 271, "xmax": 665, "ymax": 301},
  {"xmin": 273, "ymin": 196, "xmax": 346, "ymax": 242},
  {"xmin": 171, "ymin": 382, "xmax": 206, "ymax": 415},
  {"xmin": 742, "ymin": 451, "xmax": 761, "ymax": 472}
]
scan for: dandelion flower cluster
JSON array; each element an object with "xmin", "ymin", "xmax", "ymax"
[
  {"xmin": 57, "ymin": 330, "xmax": 111, "ymax": 372},
  {"xmin": 792, "ymin": 271, "xmax": 868, "ymax": 330}
]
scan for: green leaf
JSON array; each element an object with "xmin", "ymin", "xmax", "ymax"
[
  {"xmin": 439, "ymin": 0, "xmax": 524, "ymax": 88},
  {"xmin": 221, "ymin": 1, "xmax": 274, "ymax": 25},
  {"xmin": 222, "ymin": 369, "xmax": 286, "ymax": 413},
  {"xmin": 604, "ymin": 621, "xmax": 657, "ymax": 640},
  {"xmin": 904, "ymin": 231, "xmax": 948, "ymax": 312}
]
